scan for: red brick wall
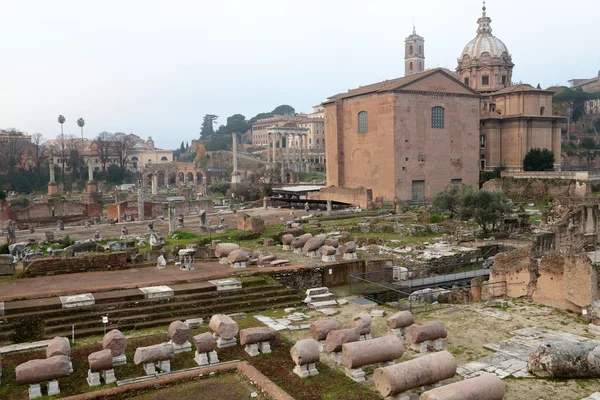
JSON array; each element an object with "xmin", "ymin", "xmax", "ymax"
[
  {"xmin": 22, "ymin": 252, "xmax": 128, "ymax": 277},
  {"xmin": 0, "ymin": 200, "xmax": 17, "ymax": 225}
]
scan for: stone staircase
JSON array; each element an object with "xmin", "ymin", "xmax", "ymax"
[{"xmin": 0, "ymin": 278, "xmax": 303, "ymax": 340}]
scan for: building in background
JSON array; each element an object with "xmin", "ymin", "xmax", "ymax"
[
  {"xmin": 323, "ymin": 68, "xmax": 480, "ymax": 203},
  {"xmin": 568, "ymin": 72, "xmax": 600, "ymax": 115},
  {"xmin": 405, "ymin": 27, "xmax": 425, "ymax": 76}
]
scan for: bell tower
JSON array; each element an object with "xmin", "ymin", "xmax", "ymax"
[{"xmin": 405, "ymin": 26, "xmax": 425, "ymax": 76}]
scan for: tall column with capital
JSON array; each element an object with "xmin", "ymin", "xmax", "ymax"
[{"xmin": 48, "ymin": 151, "xmax": 59, "ymax": 195}]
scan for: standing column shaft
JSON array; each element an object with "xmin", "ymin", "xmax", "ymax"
[
  {"xmin": 232, "ymin": 132, "xmax": 238, "ymax": 172},
  {"xmin": 88, "ymin": 161, "xmax": 94, "ymax": 182},
  {"xmin": 152, "ymin": 173, "xmax": 158, "ymax": 195},
  {"xmin": 272, "ymin": 132, "xmax": 277, "ymax": 165},
  {"xmin": 49, "ymin": 156, "xmax": 56, "ymax": 183},
  {"xmin": 299, "ymin": 135, "xmax": 304, "ymax": 172},
  {"xmin": 138, "ymin": 180, "xmax": 145, "ymax": 221},
  {"xmin": 285, "ymin": 133, "xmax": 290, "ymax": 165},
  {"xmin": 266, "ymin": 132, "xmax": 271, "ymax": 164}
]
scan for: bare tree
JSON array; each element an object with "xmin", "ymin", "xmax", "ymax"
[
  {"xmin": 0, "ymin": 129, "xmax": 27, "ymax": 176},
  {"xmin": 54, "ymin": 133, "xmax": 69, "ymax": 185},
  {"xmin": 66, "ymin": 134, "xmax": 85, "ymax": 179},
  {"xmin": 92, "ymin": 131, "xmax": 114, "ymax": 172},
  {"xmin": 112, "ymin": 132, "xmax": 136, "ymax": 171},
  {"xmin": 28, "ymin": 133, "xmax": 47, "ymax": 186}
]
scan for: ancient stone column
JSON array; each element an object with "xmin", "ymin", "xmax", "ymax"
[
  {"xmin": 299, "ymin": 134, "xmax": 304, "ymax": 172},
  {"xmin": 168, "ymin": 201, "xmax": 177, "ymax": 233},
  {"xmin": 231, "ymin": 132, "xmax": 241, "ymax": 185},
  {"xmin": 272, "ymin": 132, "xmax": 278, "ymax": 167},
  {"xmin": 266, "ymin": 132, "xmax": 271, "ymax": 164},
  {"xmin": 152, "ymin": 173, "xmax": 158, "ymax": 195},
  {"xmin": 87, "ymin": 160, "xmax": 94, "ymax": 182},
  {"xmin": 137, "ymin": 180, "xmax": 145, "ymax": 222},
  {"xmin": 49, "ymin": 154, "xmax": 56, "ymax": 183}
]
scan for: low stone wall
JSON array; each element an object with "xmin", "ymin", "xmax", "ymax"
[
  {"xmin": 1, "ymin": 199, "xmax": 102, "ymax": 228},
  {"xmin": 109, "ymin": 199, "xmax": 215, "ymax": 222},
  {"xmin": 308, "ymin": 186, "xmax": 373, "ymax": 209},
  {"xmin": 21, "ymin": 252, "xmax": 128, "ymax": 278}
]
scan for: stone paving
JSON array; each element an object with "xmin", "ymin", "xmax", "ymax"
[
  {"xmin": 458, "ymin": 327, "xmax": 596, "ymax": 380},
  {"xmin": 254, "ymin": 310, "xmax": 311, "ymax": 331}
]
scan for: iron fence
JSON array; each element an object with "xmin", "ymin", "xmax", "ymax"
[{"xmin": 349, "ymin": 268, "xmax": 506, "ymax": 314}]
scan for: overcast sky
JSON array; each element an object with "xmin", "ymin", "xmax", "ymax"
[{"xmin": 1, "ymin": 0, "xmax": 598, "ymax": 149}]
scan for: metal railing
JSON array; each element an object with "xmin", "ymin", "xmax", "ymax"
[
  {"xmin": 349, "ymin": 271, "xmax": 506, "ymax": 314},
  {"xmin": 396, "ymin": 269, "xmax": 490, "ymax": 289}
]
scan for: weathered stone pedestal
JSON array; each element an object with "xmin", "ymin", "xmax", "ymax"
[
  {"xmin": 103, "ymin": 369, "xmax": 116, "ymax": 384},
  {"xmin": 194, "ymin": 350, "xmax": 219, "ymax": 366},
  {"xmin": 157, "ymin": 360, "xmax": 171, "ymax": 373},
  {"xmin": 293, "ymin": 248, "xmax": 303, "ymax": 254},
  {"xmin": 231, "ymin": 262, "xmax": 246, "ymax": 269},
  {"xmin": 113, "ymin": 354, "xmax": 127, "ymax": 366},
  {"xmin": 411, "ymin": 339, "xmax": 445, "ymax": 353},
  {"xmin": 359, "ymin": 334, "xmax": 372, "ymax": 341},
  {"xmin": 213, "ymin": 334, "xmax": 237, "ymax": 349},
  {"xmin": 389, "ymin": 327, "xmax": 406, "ymax": 339},
  {"xmin": 321, "ymin": 254, "xmax": 336, "ymax": 262},
  {"xmin": 87, "ymin": 370, "xmax": 101, "ymax": 387},
  {"xmin": 345, "ymin": 367, "xmax": 366, "ymax": 382},
  {"xmin": 245, "ymin": 341, "xmax": 272, "ymax": 357},
  {"xmin": 143, "ymin": 362, "xmax": 156, "ymax": 375},
  {"xmin": 384, "ymin": 392, "xmax": 419, "ymax": 400},
  {"xmin": 318, "ymin": 340, "xmax": 327, "ymax": 352},
  {"xmin": 47, "ymin": 380, "xmax": 60, "ymax": 396},
  {"xmin": 169, "ymin": 340, "xmax": 192, "ymax": 354},
  {"xmin": 307, "ymin": 250, "xmax": 320, "ymax": 258},
  {"xmin": 29, "ymin": 383, "xmax": 42, "ymax": 399},
  {"xmin": 293, "ymin": 363, "xmax": 319, "ymax": 378},
  {"xmin": 332, "ymin": 351, "xmax": 343, "ymax": 364},
  {"xmin": 219, "ymin": 257, "xmax": 228, "ymax": 264},
  {"xmin": 282, "ymin": 245, "xmax": 291, "ymax": 251},
  {"xmin": 343, "ymin": 253, "xmax": 358, "ymax": 260}
]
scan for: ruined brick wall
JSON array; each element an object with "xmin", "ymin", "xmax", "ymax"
[
  {"xmin": 0, "ymin": 200, "xmax": 17, "ymax": 225},
  {"xmin": 269, "ymin": 267, "xmax": 323, "ymax": 290},
  {"xmin": 237, "ymin": 214, "xmax": 265, "ymax": 233},
  {"xmin": 107, "ymin": 204, "xmax": 119, "ymax": 220},
  {"xmin": 22, "ymin": 252, "xmax": 128, "ymax": 277},
  {"xmin": 488, "ymin": 247, "xmax": 538, "ymax": 298},
  {"xmin": 173, "ymin": 199, "xmax": 214, "ymax": 216},
  {"xmin": 484, "ymin": 177, "xmax": 591, "ymax": 203},
  {"xmin": 491, "ymin": 248, "xmax": 598, "ymax": 312},
  {"xmin": 7, "ymin": 200, "xmax": 101, "ymax": 226},
  {"xmin": 308, "ymin": 186, "xmax": 373, "ymax": 209}
]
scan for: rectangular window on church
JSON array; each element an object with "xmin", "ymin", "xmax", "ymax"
[
  {"xmin": 502, "ymin": 75, "xmax": 507, "ymax": 85},
  {"xmin": 482, "ymin": 76, "xmax": 489, "ymax": 86},
  {"xmin": 464, "ymin": 77, "xmax": 470, "ymax": 86}
]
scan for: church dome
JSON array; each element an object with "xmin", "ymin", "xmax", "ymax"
[
  {"xmin": 462, "ymin": 35, "xmax": 508, "ymax": 59},
  {"xmin": 460, "ymin": 4, "xmax": 509, "ymax": 59}
]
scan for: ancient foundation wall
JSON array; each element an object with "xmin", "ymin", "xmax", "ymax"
[
  {"xmin": 22, "ymin": 252, "xmax": 128, "ymax": 277},
  {"xmin": 483, "ymin": 177, "xmax": 591, "ymax": 203},
  {"xmin": 308, "ymin": 186, "xmax": 373, "ymax": 209},
  {"xmin": 2, "ymin": 200, "xmax": 101, "ymax": 227}
]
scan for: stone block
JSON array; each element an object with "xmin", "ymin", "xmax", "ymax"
[
  {"xmin": 59, "ymin": 293, "xmax": 95, "ymax": 308},
  {"xmin": 208, "ymin": 278, "xmax": 242, "ymax": 291},
  {"xmin": 139, "ymin": 285, "xmax": 174, "ymax": 299}
]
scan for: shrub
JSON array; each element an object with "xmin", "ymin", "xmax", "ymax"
[
  {"xmin": 0, "ymin": 242, "xmax": 9, "ymax": 254},
  {"xmin": 62, "ymin": 235, "xmax": 75, "ymax": 247},
  {"xmin": 11, "ymin": 316, "xmax": 46, "ymax": 343},
  {"xmin": 430, "ymin": 213, "xmax": 444, "ymax": 223}
]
